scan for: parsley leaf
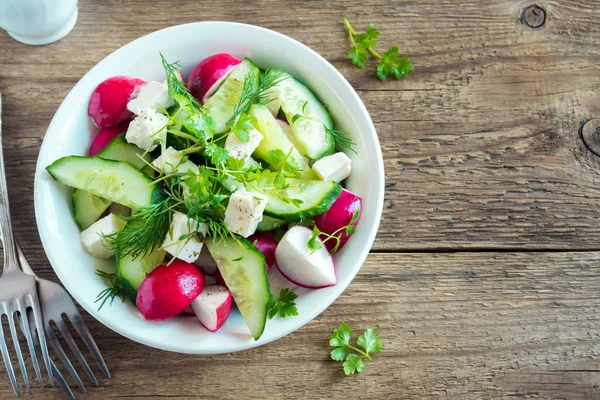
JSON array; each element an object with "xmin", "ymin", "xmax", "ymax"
[
  {"xmin": 344, "ymin": 18, "xmax": 412, "ymax": 81},
  {"xmin": 267, "ymin": 288, "xmax": 299, "ymax": 319},
  {"xmin": 329, "ymin": 322, "xmax": 383, "ymax": 375},
  {"xmin": 204, "ymin": 143, "xmax": 230, "ymax": 167},
  {"xmin": 377, "ymin": 46, "xmax": 413, "ymax": 82},
  {"xmin": 307, "ymin": 225, "xmax": 323, "ymax": 252},
  {"xmin": 231, "ymin": 113, "xmax": 256, "ymax": 143},
  {"xmin": 264, "ymin": 149, "xmax": 285, "ymax": 166}
]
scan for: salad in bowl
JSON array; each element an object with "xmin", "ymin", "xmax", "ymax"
[{"xmin": 45, "ymin": 52, "xmax": 363, "ymax": 340}]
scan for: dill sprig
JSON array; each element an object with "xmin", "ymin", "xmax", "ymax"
[
  {"xmin": 160, "ymin": 53, "xmax": 203, "ymax": 111},
  {"xmin": 231, "ymin": 68, "xmax": 289, "ymax": 122},
  {"xmin": 95, "ymin": 270, "xmax": 126, "ymax": 310},
  {"xmin": 325, "ymin": 126, "xmax": 358, "ymax": 154},
  {"xmin": 104, "ymin": 198, "xmax": 172, "ymax": 260}
]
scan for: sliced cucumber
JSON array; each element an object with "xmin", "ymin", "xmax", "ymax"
[
  {"xmin": 72, "ymin": 190, "xmax": 112, "ymax": 230},
  {"xmin": 277, "ymin": 74, "xmax": 334, "ymax": 128},
  {"xmin": 206, "ymin": 237, "xmax": 269, "ymax": 340},
  {"xmin": 249, "ymin": 104, "xmax": 315, "ymax": 179},
  {"xmin": 72, "ymin": 134, "xmax": 152, "ymax": 230},
  {"xmin": 256, "ymin": 215, "xmax": 284, "ymax": 232},
  {"xmin": 264, "ymin": 178, "xmax": 341, "ymax": 220},
  {"xmin": 204, "ymin": 58, "xmax": 260, "ymax": 133},
  {"xmin": 116, "ymin": 248, "xmax": 166, "ymax": 302},
  {"xmin": 47, "ymin": 156, "xmax": 164, "ymax": 209},
  {"xmin": 290, "ymin": 116, "xmax": 335, "ymax": 161}
]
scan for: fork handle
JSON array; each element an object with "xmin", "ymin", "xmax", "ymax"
[{"xmin": 0, "ymin": 93, "xmax": 19, "ymax": 272}]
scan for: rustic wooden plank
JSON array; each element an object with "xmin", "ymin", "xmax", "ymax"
[
  {"xmin": 1, "ymin": 251, "xmax": 599, "ymax": 399},
  {"xmin": 2, "ymin": 1, "xmax": 600, "ymax": 250}
]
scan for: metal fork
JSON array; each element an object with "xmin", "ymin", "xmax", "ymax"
[
  {"xmin": 16, "ymin": 243, "xmax": 111, "ymax": 394},
  {"xmin": 0, "ymin": 92, "xmax": 53, "ymax": 396}
]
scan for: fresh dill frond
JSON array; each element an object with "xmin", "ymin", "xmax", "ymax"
[
  {"xmin": 160, "ymin": 53, "xmax": 202, "ymax": 111},
  {"xmin": 95, "ymin": 270, "xmax": 126, "ymax": 310},
  {"xmin": 231, "ymin": 68, "xmax": 289, "ymax": 122},
  {"xmin": 325, "ymin": 125, "xmax": 358, "ymax": 154},
  {"xmin": 104, "ymin": 198, "xmax": 172, "ymax": 260}
]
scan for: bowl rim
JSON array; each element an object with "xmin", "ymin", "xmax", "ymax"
[{"xmin": 34, "ymin": 21, "xmax": 385, "ymax": 354}]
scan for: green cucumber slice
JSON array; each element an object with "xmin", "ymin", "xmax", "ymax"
[
  {"xmin": 277, "ymin": 74, "xmax": 334, "ymax": 128},
  {"xmin": 206, "ymin": 237, "xmax": 269, "ymax": 340},
  {"xmin": 249, "ymin": 104, "xmax": 315, "ymax": 179},
  {"xmin": 116, "ymin": 247, "xmax": 166, "ymax": 302},
  {"xmin": 47, "ymin": 156, "xmax": 164, "ymax": 209},
  {"xmin": 256, "ymin": 215, "xmax": 284, "ymax": 232},
  {"xmin": 204, "ymin": 58, "xmax": 260, "ymax": 133},
  {"xmin": 290, "ymin": 117, "xmax": 335, "ymax": 161},
  {"xmin": 263, "ymin": 178, "xmax": 341, "ymax": 220},
  {"xmin": 73, "ymin": 134, "xmax": 152, "ymax": 230}
]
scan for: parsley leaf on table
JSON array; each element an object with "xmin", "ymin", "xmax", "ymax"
[
  {"xmin": 267, "ymin": 288, "xmax": 299, "ymax": 319},
  {"xmin": 329, "ymin": 322, "xmax": 383, "ymax": 375},
  {"xmin": 344, "ymin": 18, "xmax": 413, "ymax": 81}
]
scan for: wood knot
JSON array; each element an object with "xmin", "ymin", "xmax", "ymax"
[
  {"xmin": 521, "ymin": 5, "xmax": 546, "ymax": 28},
  {"xmin": 580, "ymin": 119, "xmax": 600, "ymax": 157}
]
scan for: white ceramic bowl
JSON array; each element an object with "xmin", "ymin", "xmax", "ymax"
[{"xmin": 34, "ymin": 22, "xmax": 384, "ymax": 354}]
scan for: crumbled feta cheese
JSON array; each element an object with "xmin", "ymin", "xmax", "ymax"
[
  {"xmin": 80, "ymin": 214, "xmax": 126, "ymax": 259},
  {"xmin": 224, "ymin": 189, "xmax": 267, "ymax": 238},
  {"xmin": 127, "ymin": 81, "xmax": 174, "ymax": 116},
  {"xmin": 125, "ymin": 109, "xmax": 168, "ymax": 151},
  {"xmin": 224, "ymin": 126, "xmax": 263, "ymax": 161},
  {"xmin": 311, "ymin": 152, "xmax": 352, "ymax": 183},
  {"xmin": 161, "ymin": 212, "xmax": 207, "ymax": 263}
]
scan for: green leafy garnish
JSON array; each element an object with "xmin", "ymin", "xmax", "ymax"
[
  {"xmin": 329, "ymin": 322, "xmax": 383, "ymax": 375},
  {"xmin": 230, "ymin": 113, "xmax": 257, "ymax": 143},
  {"xmin": 325, "ymin": 126, "xmax": 358, "ymax": 154},
  {"xmin": 94, "ymin": 270, "xmax": 126, "ymax": 311},
  {"xmin": 161, "ymin": 53, "xmax": 203, "ymax": 110},
  {"xmin": 103, "ymin": 198, "xmax": 171, "ymax": 260},
  {"xmin": 267, "ymin": 288, "xmax": 299, "ymax": 319},
  {"xmin": 343, "ymin": 18, "xmax": 413, "ymax": 82},
  {"xmin": 204, "ymin": 143, "xmax": 230, "ymax": 168},
  {"xmin": 231, "ymin": 68, "xmax": 289, "ymax": 122},
  {"xmin": 307, "ymin": 210, "xmax": 360, "ymax": 255}
]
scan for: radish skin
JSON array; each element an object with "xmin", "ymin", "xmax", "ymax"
[
  {"xmin": 191, "ymin": 285, "xmax": 232, "ymax": 332},
  {"xmin": 313, "ymin": 189, "xmax": 362, "ymax": 251},
  {"xmin": 88, "ymin": 76, "xmax": 145, "ymax": 128},
  {"xmin": 88, "ymin": 122, "xmax": 130, "ymax": 156},
  {"xmin": 275, "ymin": 226, "xmax": 337, "ymax": 289},
  {"xmin": 187, "ymin": 53, "xmax": 241, "ymax": 103}
]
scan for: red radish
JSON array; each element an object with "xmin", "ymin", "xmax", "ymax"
[
  {"xmin": 187, "ymin": 53, "xmax": 241, "ymax": 103},
  {"xmin": 136, "ymin": 260, "xmax": 205, "ymax": 321},
  {"xmin": 87, "ymin": 121, "xmax": 130, "ymax": 155},
  {"xmin": 88, "ymin": 76, "xmax": 145, "ymax": 128},
  {"xmin": 190, "ymin": 285, "xmax": 232, "ymax": 332},
  {"xmin": 275, "ymin": 226, "xmax": 336, "ymax": 288},
  {"xmin": 313, "ymin": 189, "xmax": 362, "ymax": 251},
  {"xmin": 214, "ymin": 268, "xmax": 226, "ymax": 287},
  {"xmin": 248, "ymin": 232, "xmax": 277, "ymax": 273}
]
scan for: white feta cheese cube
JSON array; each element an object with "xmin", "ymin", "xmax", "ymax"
[
  {"xmin": 162, "ymin": 212, "xmax": 207, "ymax": 263},
  {"xmin": 127, "ymin": 81, "xmax": 174, "ymax": 115},
  {"xmin": 311, "ymin": 152, "xmax": 352, "ymax": 183},
  {"xmin": 126, "ymin": 109, "xmax": 168, "ymax": 151},
  {"xmin": 224, "ymin": 126, "xmax": 263, "ymax": 161},
  {"xmin": 80, "ymin": 214, "xmax": 126, "ymax": 259},
  {"xmin": 224, "ymin": 189, "xmax": 267, "ymax": 238}
]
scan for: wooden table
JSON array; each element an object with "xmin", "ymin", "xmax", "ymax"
[{"xmin": 1, "ymin": 0, "xmax": 600, "ymax": 398}]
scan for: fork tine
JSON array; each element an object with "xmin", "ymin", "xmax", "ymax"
[
  {"xmin": 68, "ymin": 312, "xmax": 110, "ymax": 379},
  {"xmin": 8, "ymin": 302, "xmax": 30, "ymax": 393},
  {"xmin": 26, "ymin": 294, "xmax": 53, "ymax": 386},
  {"xmin": 49, "ymin": 357, "xmax": 75, "ymax": 400},
  {"xmin": 55, "ymin": 319, "xmax": 99, "ymax": 386},
  {"xmin": 16, "ymin": 308, "xmax": 43, "ymax": 391},
  {"xmin": 46, "ymin": 329, "xmax": 86, "ymax": 393},
  {"xmin": 0, "ymin": 309, "xmax": 20, "ymax": 397},
  {"xmin": 16, "ymin": 307, "xmax": 43, "ymax": 391}
]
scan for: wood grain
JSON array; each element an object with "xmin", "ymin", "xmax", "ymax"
[
  {"xmin": 1, "ymin": 252, "xmax": 599, "ymax": 399},
  {"xmin": 1, "ymin": 0, "xmax": 600, "ymax": 398}
]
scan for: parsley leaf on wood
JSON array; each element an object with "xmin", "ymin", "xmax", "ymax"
[
  {"xmin": 329, "ymin": 322, "xmax": 383, "ymax": 375},
  {"xmin": 344, "ymin": 18, "xmax": 413, "ymax": 81}
]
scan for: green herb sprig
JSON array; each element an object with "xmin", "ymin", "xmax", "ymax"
[
  {"xmin": 330, "ymin": 322, "xmax": 383, "ymax": 375},
  {"xmin": 343, "ymin": 18, "xmax": 413, "ymax": 82},
  {"xmin": 231, "ymin": 69, "xmax": 288, "ymax": 123},
  {"xmin": 308, "ymin": 210, "xmax": 360, "ymax": 255},
  {"xmin": 95, "ymin": 270, "xmax": 126, "ymax": 311},
  {"xmin": 267, "ymin": 288, "xmax": 299, "ymax": 319}
]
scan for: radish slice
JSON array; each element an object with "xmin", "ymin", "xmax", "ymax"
[
  {"xmin": 313, "ymin": 189, "xmax": 362, "ymax": 251},
  {"xmin": 88, "ymin": 76, "xmax": 145, "ymax": 128},
  {"xmin": 248, "ymin": 232, "xmax": 277, "ymax": 273},
  {"xmin": 187, "ymin": 53, "xmax": 241, "ymax": 103},
  {"xmin": 191, "ymin": 285, "xmax": 233, "ymax": 332},
  {"xmin": 88, "ymin": 122, "xmax": 130, "ymax": 156},
  {"xmin": 275, "ymin": 226, "xmax": 336, "ymax": 288}
]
